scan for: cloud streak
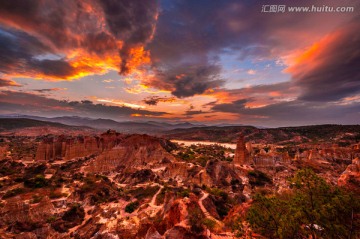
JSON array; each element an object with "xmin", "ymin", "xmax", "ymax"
[
  {"xmin": 287, "ymin": 17, "xmax": 360, "ymax": 102},
  {"xmin": 0, "ymin": 78, "xmax": 21, "ymax": 87},
  {"xmin": 142, "ymin": 96, "xmax": 176, "ymax": 106},
  {"xmin": 0, "ymin": 91, "xmax": 168, "ymax": 119}
]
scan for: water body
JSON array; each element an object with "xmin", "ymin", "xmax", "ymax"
[{"xmin": 171, "ymin": 139, "xmax": 236, "ymax": 149}]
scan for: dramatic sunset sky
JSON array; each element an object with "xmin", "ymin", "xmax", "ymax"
[{"xmin": 0, "ymin": 0, "xmax": 359, "ymax": 126}]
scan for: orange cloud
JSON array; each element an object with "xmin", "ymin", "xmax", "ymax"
[
  {"xmin": 0, "ymin": 0, "xmax": 158, "ymax": 82},
  {"xmin": 121, "ymin": 46, "xmax": 151, "ymax": 75},
  {"xmin": 285, "ymin": 19, "xmax": 360, "ymax": 102}
]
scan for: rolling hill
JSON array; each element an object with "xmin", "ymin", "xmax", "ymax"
[{"xmin": 163, "ymin": 124, "xmax": 360, "ymax": 144}]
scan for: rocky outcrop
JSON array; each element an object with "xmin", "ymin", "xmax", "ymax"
[
  {"xmin": 162, "ymin": 162, "xmax": 201, "ymax": 183},
  {"xmin": 233, "ymin": 135, "xmax": 250, "ymax": 165},
  {"xmin": 85, "ymin": 134, "xmax": 177, "ymax": 173},
  {"xmin": 338, "ymin": 157, "xmax": 360, "ymax": 192},
  {"xmin": 145, "ymin": 226, "xmax": 163, "ymax": 239},
  {"xmin": 202, "ymin": 196, "xmax": 220, "ymax": 220},
  {"xmin": 0, "ymin": 196, "xmax": 56, "ymax": 236},
  {"xmin": 116, "ymin": 169, "xmax": 158, "ymax": 184},
  {"xmin": 35, "ymin": 131, "xmax": 124, "ymax": 161},
  {"xmin": 0, "ymin": 197, "xmax": 31, "ymax": 225},
  {"xmin": 163, "ymin": 199, "xmax": 186, "ymax": 229},
  {"xmin": 72, "ymin": 218, "xmax": 102, "ymax": 238},
  {"xmin": 205, "ymin": 160, "xmax": 243, "ymax": 188}
]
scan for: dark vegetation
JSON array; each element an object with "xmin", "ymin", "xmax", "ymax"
[
  {"xmin": 0, "ymin": 159, "xmax": 24, "ymax": 176},
  {"xmin": 127, "ymin": 185, "xmax": 160, "ymax": 201},
  {"xmin": 244, "ymin": 169, "xmax": 360, "ymax": 239},
  {"xmin": 51, "ymin": 203, "xmax": 85, "ymax": 233},
  {"xmin": 205, "ymin": 187, "xmax": 233, "ymax": 219},
  {"xmin": 188, "ymin": 206, "xmax": 205, "ymax": 234},
  {"xmin": 125, "ymin": 201, "xmax": 140, "ymax": 213},
  {"xmin": 2, "ymin": 187, "xmax": 25, "ymax": 199},
  {"xmin": 247, "ymin": 170, "xmax": 272, "ymax": 187},
  {"xmin": 77, "ymin": 174, "xmax": 121, "ymax": 205},
  {"xmin": 176, "ymin": 144, "xmax": 233, "ymax": 166}
]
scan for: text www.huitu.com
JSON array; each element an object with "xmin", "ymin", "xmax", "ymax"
[{"xmin": 261, "ymin": 5, "xmax": 355, "ymax": 13}]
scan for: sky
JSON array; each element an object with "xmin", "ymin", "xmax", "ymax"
[{"xmin": 0, "ymin": 0, "xmax": 359, "ymax": 127}]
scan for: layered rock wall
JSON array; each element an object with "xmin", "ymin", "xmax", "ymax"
[{"xmin": 35, "ymin": 131, "xmax": 124, "ymax": 161}]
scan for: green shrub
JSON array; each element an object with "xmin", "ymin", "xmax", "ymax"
[
  {"xmin": 202, "ymin": 218, "xmax": 216, "ymax": 230},
  {"xmin": 188, "ymin": 207, "xmax": 205, "ymax": 234},
  {"xmin": 62, "ymin": 203, "xmax": 85, "ymax": 222},
  {"xmin": 177, "ymin": 189, "xmax": 190, "ymax": 198},
  {"xmin": 128, "ymin": 186, "xmax": 159, "ymax": 200},
  {"xmin": 31, "ymin": 194, "xmax": 43, "ymax": 203},
  {"xmin": 24, "ymin": 174, "xmax": 48, "ymax": 188},
  {"xmin": 46, "ymin": 215, "xmax": 57, "ymax": 223}
]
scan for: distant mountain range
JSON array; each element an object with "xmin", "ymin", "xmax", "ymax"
[
  {"xmin": 0, "ymin": 115, "xmax": 208, "ymax": 134},
  {"xmin": 1, "ymin": 115, "xmax": 359, "ymax": 145},
  {"xmin": 0, "ymin": 118, "xmax": 97, "ymax": 136},
  {"xmin": 0, "ymin": 118, "xmax": 79, "ymax": 130}
]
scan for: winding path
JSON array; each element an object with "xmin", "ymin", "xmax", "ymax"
[
  {"xmin": 147, "ymin": 185, "xmax": 164, "ymax": 217},
  {"xmin": 199, "ymin": 191, "xmax": 238, "ymax": 239},
  {"xmin": 199, "ymin": 191, "xmax": 223, "ymax": 226}
]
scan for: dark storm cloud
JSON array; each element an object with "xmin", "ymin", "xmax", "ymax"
[
  {"xmin": 98, "ymin": 0, "xmax": 158, "ymax": 74},
  {"xmin": 0, "ymin": 0, "xmax": 74, "ymax": 49},
  {"xmin": 148, "ymin": 63, "xmax": 224, "ymax": 98},
  {"xmin": 0, "ymin": 0, "xmax": 89, "ymax": 78},
  {"xmin": 81, "ymin": 32, "xmax": 118, "ymax": 55},
  {"xmin": 29, "ymin": 59, "xmax": 77, "ymax": 78},
  {"xmin": 0, "ymin": 29, "xmax": 52, "ymax": 72},
  {"xmin": 289, "ymin": 19, "xmax": 360, "ymax": 102},
  {"xmin": 0, "ymin": 91, "xmax": 168, "ymax": 118},
  {"xmin": 0, "ymin": 28, "xmax": 78, "ymax": 78},
  {"xmin": 142, "ymin": 96, "xmax": 176, "ymax": 106}
]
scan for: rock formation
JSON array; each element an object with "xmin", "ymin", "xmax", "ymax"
[
  {"xmin": 338, "ymin": 157, "xmax": 360, "ymax": 192},
  {"xmin": 85, "ymin": 134, "xmax": 177, "ymax": 173},
  {"xmin": 233, "ymin": 135, "xmax": 250, "ymax": 165},
  {"xmin": 35, "ymin": 131, "xmax": 124, "ymax": 161}
]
